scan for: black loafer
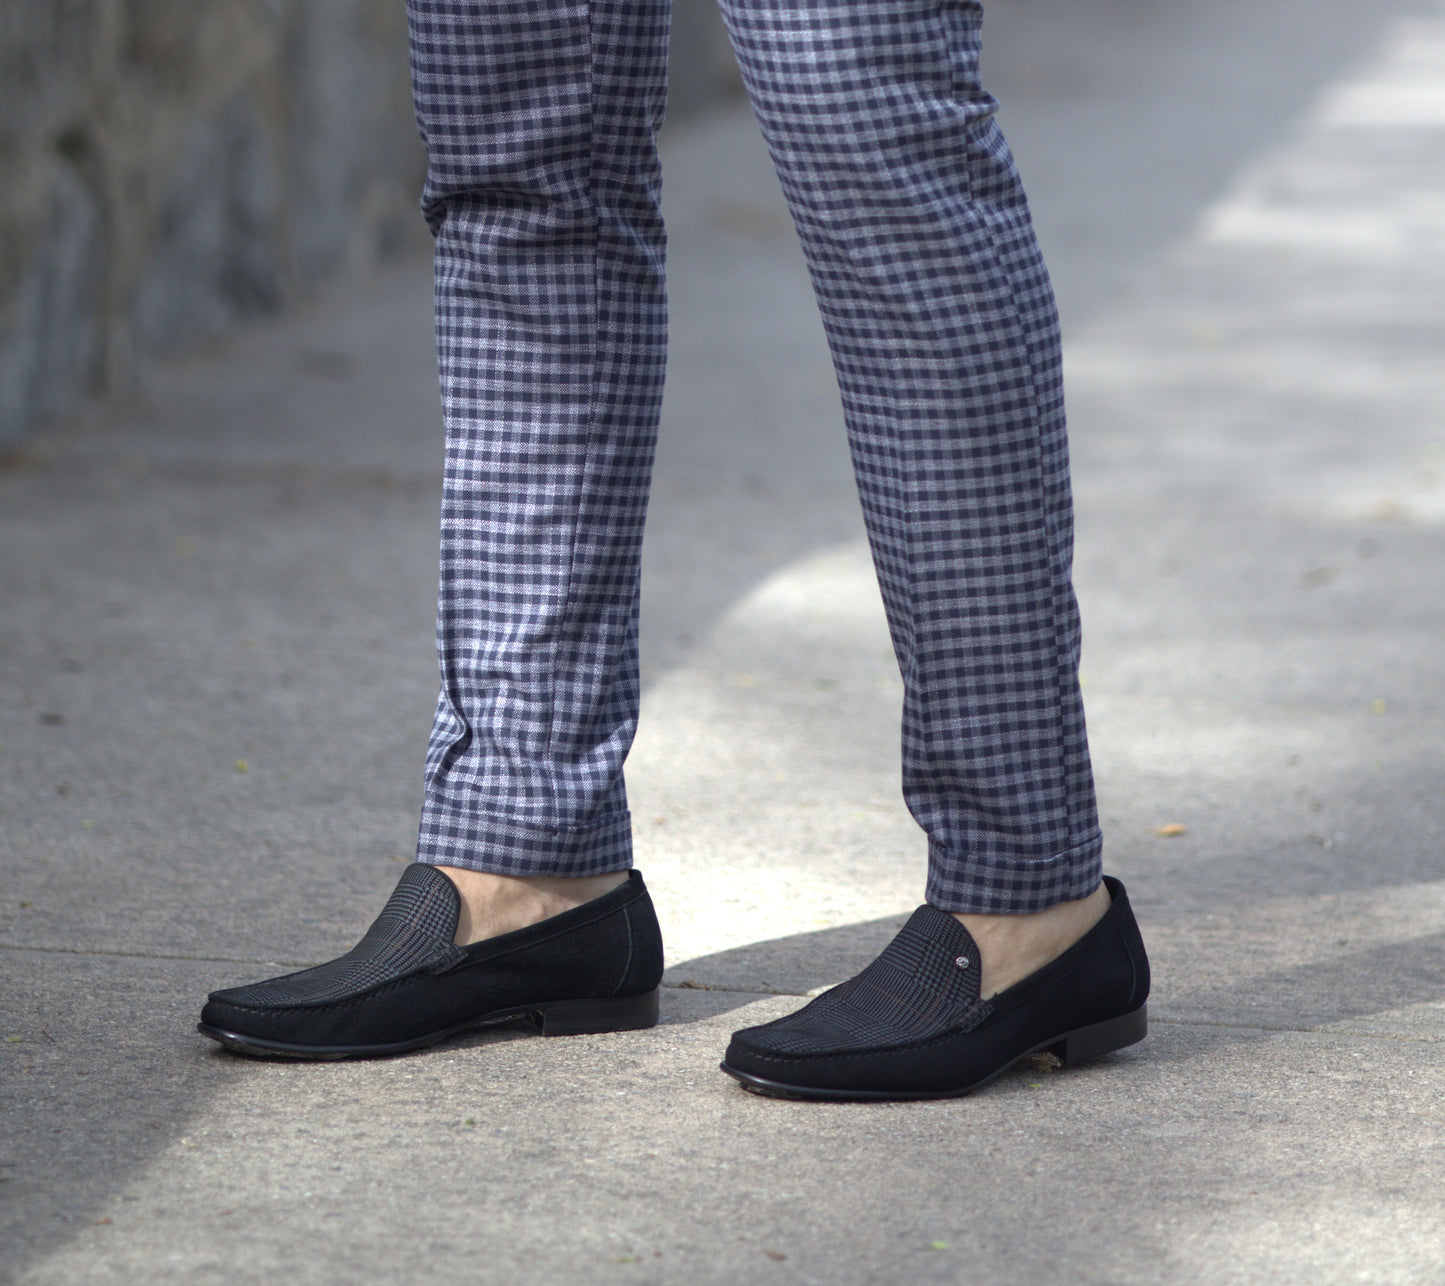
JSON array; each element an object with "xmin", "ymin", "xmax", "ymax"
[
  {"xmin": 720, "ymin": 875, "xmax": 1149, "ymax": 1101},
  {"xmin": 199, "ymin": 866, "xmax": 664, "ymax": 1059}
]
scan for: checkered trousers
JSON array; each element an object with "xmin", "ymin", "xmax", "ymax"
[{"xmin": 408, "ymin": 0, "xmax": 1102, "ymax": 913}]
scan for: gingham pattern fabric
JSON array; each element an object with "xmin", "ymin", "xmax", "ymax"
[
  {"xmin": 733, "ymin": 904, "xmax": 989, "ymax": 1055},
  {"xmin": 718, "ymin": 0, "xmax": 1101, "ymax": 911},
  {"xmin": 409, "ymin": 0, "xmax": 670, "ymax": 874},
  {"xmin": 408, "ymin": 0, "xmax": 1102, "ymax": 913},
  {"xmin": 213, "ymin": 865, "xmax": 466, "ymax": 1008}
]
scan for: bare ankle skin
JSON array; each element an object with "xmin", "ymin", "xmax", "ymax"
[
  {"xmin": 951, "ymin": 882, "xmax": 1112, "ymax": 999},
  {"xmin": 437, "ymin": 867, "xmax": 629, "ymax": 947}
]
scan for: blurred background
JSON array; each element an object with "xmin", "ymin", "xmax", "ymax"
[
  {"xmin": 7, "ymin": 0, "xmax": 1442, "ymax": 447},
  {"xmin": 0, "ymin": 0, "xmax": 740, "ymax": 447}
]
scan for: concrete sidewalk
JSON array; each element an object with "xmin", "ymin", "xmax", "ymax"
[{"xmin": 4, "ymin": 2, "xmax": 1445, "ymax": 1281}]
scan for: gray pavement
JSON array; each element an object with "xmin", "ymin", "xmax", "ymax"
[{"xmin": 4, "ymin": 1, "xmax": 1445, "ymax": 1281}]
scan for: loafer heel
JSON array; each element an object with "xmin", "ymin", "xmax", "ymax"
[
  {"xmin": 1050, "ymin": 1004, "xmax": 1147, "ymax": 1066},
  {"xmin": 539, "ymin": 989, "xmax": 660, "ymax": 1037}
]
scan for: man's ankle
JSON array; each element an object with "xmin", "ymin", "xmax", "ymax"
[
  {"xmin": 950, "ymin": 882, "xmax": 1111, "ymax": 999},
  {"xmin": 438, "ymin": 867, "xmax": 629, "ymax": 946}
]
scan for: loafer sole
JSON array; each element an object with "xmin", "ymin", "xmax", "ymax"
[
  {"xmin": 198, "ymin": 988, "xmax": 660, "ymax": 1061},
  {"xmin": 719, "ymin": 1003, "xmax": 1147, "ymax": 1102}
]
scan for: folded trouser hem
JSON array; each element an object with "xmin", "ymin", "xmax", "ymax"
[
  {"xmin": 415, "ymin": 798, "xmax": 633, "ymax": 877},
  {"xmin": 925, "ymin": 831, "xmax": 1104, "ymax": 915}
]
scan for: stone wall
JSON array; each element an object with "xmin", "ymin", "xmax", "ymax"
[{"xmin": 0, "ymin": 0, "xmax": 741, "ymax": 445}]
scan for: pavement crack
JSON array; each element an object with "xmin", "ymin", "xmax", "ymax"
[
  {"xmin": 0, "ymin": 943, "xmax": 317, "ymax": 968},
  {"xmin": 1, "ymin": 949, "xmax": 1437, "ymax": 1044},
  {"xmin": 661, "ymin": 981, "xmax": 805, "ymax": 997}
]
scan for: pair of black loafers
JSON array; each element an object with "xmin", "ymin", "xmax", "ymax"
[{"xmin": 199, "ymin": 866, "xmax": 1149, "ymax": 1101}]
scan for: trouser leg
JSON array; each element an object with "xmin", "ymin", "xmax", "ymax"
[
  {"xmin": 717, "ymin": 0, "xmax": 1102, "ymax": 912},
  {"xmin": 407, "ymin": 0, "xmax": 669, "ymax": 875}
]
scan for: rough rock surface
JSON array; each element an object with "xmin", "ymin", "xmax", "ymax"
[{"xmin": 0, "ymin": 1, "xmax": 739, "ymax": 446}]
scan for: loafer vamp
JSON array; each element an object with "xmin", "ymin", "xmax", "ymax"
[
  {"xmin": 210, "ymin": 861, "xmax": 465, "ymax": 1010},
  {"xmin": 724, "ymin": 904, "xmax": 988, "ymax": 1084}
]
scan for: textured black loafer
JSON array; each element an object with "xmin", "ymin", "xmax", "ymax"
[
  {"xmin": 720, "ymin": 875, "xmax": 1148, "ymax": 1101},
  {"xmin": 199, "ymin": 865, "xmax": 663, "ymax": 1059}
]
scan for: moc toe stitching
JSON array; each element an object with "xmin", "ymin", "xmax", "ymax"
[{"xmin": 729, "ymin": 1017, "xmax": 994, "ymax": 1067}]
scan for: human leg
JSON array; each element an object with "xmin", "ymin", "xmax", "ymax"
[
  {"xmin": 197, "ymin": 0, "xmax": 670, "ymax": 1056},
  {"xmin": 718, "ymin": 0, "xmax": 1099, "ymax": 912},
  {"xmin": 413, "ymin": 0, "xmax": 670, "ymax": 883},
  {"xmin": 715, "ymin": 0, "xmax": 1147, "ymax": 1096}
]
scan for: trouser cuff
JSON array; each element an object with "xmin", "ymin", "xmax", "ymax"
[
  {"xmin": 925, "ymin": 831, "xmax": 1103, "ymax": 915},
  {"xmin": 415, "ymin": 797, "xmax": 633, "ymax": 877}
]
